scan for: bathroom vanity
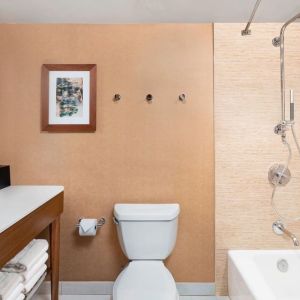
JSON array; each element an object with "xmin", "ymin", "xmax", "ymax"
[{"xmin": 0, "ymin": 185, "xmax": 64, "ymax": 300}]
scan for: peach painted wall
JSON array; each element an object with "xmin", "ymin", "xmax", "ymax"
[
  {"xmin": 0, "ymin": 24, "xmax": 214, "ymax": 282},
  {"xmin": 215, "ymin": 23, "xmax": 300, "ymax": 295}
]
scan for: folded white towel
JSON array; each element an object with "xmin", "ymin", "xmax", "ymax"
[
  {"xmin": 8, "ymin": 240, "xmax": 48, "ymax": 271},
  {"xmin": 0, "ymin": 273, "xmax": 6, "ymax": 284},
  {"xmin": 8, "ymin": 241, "xmax": 36, "ymax": 265},
  {"xmin": 23, "ymin": 264, "xmax": 47, "ymax": 294},
  {"xmin": 15, "ymin": 295, "xmax": 24, "ymax": 300},
  {"xmin": 0, "ymin": 273, "xmax": 22, "ymax": 299},
  {"xmin": 4, "ymin": 283, "xmax": 23, "ymax": 300},
  {"xmin": 21, "ymin": 253, "xmax": 48, "ymax": 282}
]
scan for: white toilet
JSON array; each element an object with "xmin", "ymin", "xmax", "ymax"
[{"xmin": 113, "ymin": 203, "xmax": 180, "ymax": 300}]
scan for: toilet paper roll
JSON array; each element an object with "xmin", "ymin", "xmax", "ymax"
[{"xmin": 79, "ymin": 219, "xmax": 98, "ymax": 236}]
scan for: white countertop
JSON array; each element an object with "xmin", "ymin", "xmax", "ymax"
[{"xmin": 0, "ymin": 185, "xmax": 64, "ymax": 234}]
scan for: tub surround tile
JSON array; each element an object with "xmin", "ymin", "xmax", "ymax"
[
  {"xmin": 215, "ymin": 23, "xmax": 300, "ymax": 295},
  {"xmin": 215, "ymin": 249, "xmax": 228, "ymax": 295}
]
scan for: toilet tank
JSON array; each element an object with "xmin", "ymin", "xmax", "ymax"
[{"xmin": 114, "ymin": 204, "xmax": 180, "ymax": 260}]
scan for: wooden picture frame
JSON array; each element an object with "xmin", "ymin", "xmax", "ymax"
[{"xmin": 41, "ymin": 64, "xmax": 96, "ymax": 132}]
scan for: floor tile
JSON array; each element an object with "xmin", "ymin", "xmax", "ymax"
[{"xmin": 33, "ymin": 295, "xmax": 230, "ymax": 300}]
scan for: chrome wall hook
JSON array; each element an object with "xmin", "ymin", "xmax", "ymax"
[
  {"xmin": 146, "ymin": 94, "xmax": 153, "ymax": 102},
  {"xmin": 114, "ymin": 94, "xmax": 121, "ymax": 102},
  {"xmin": 179, "ymin": 94, "xmax": 186, "ymax": 102}
]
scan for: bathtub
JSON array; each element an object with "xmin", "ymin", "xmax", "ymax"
[{"xmin": 228, "ymin": 250, "xmax": 300, "ymax": 300}]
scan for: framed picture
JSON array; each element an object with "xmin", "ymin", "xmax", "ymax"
[{"xmin": 41, "ymin": 64, "xmax": 96, "ymax": 132}]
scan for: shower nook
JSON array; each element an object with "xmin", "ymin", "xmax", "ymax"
[{"xmin": 268, "ymin": 13, "xmax": 300, "ymax": 244}]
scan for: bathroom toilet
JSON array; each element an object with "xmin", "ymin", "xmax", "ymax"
[{"xmin": 113, "ymin": 203, "xmax": 180, "ymax": 300}]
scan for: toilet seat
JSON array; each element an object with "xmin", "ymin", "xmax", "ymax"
[{"xmin": 113, "ymin": 261, "xmax": 179, "ymax": 300}]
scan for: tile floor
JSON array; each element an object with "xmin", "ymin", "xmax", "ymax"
[{"xmin": 33, "ymin": 296, "xmax": 229, "ymax": 300}]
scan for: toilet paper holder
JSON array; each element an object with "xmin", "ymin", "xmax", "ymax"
[{"xmin": 75, "ymin": 217, "xmax": 106, "ymax": 229}]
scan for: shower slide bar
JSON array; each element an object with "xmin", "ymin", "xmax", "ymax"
[{"xmin": 272, "ymin": 12, "xmax": 300, "ymax": 123}]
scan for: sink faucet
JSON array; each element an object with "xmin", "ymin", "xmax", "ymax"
[{"xmin": 273, "ymin": 220, "xmax": 300, "ymax": 247}]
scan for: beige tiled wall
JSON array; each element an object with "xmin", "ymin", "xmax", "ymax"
[{"xmin": 215, "ymin": 23, "xmax": 300, "ymax": 295}]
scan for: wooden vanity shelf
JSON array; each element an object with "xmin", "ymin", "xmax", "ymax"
[{"xmin": 0, "ymin": 186, "xmax": 64, "ymax": 300}]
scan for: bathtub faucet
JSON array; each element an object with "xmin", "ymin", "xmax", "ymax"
[{"xmin": 272, "ymin": 221, "xmax": 300, "ymax": 247}]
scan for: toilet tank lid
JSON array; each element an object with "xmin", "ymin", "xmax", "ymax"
[{"xmin": 114, "ymin": 204, "xmax": 180, "ymax": 221}]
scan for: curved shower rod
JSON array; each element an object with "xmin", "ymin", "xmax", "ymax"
[{"xmin": 241, "ymin": 0, "xmax": 262, "ymax": 36}]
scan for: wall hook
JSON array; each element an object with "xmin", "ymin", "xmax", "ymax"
[
  {"xmin": 114, "ymin": 94, "xmax": 121, "ymax": 102},
  {"xmin": 146, "ymin": 94, "xmax": 153, "ymax": 102},
  {"xmin": 179, "ymin": 94, "xmax": 186, "ymax": 102}
]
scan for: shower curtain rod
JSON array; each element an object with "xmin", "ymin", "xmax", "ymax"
[{"xmin": 241, "ymin": 0, "xmax": 262, "ymax": 36}]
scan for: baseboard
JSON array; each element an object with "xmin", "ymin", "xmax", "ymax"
[
  {"xmin": 38, "ymin": 281, "xmax": 215, "ymax": 296},
  {"xmin": 177, "ymin": 282, "xmax": 215, "ymax": 296}
]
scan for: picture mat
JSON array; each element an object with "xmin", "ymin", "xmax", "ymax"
[{"xmin": 49, "ymin": 71, "xmax": 90, "ymax": 125}]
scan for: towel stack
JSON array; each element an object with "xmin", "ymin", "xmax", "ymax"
[
  {"xmin": 0, "ymin": 273, "xmax": 24, "ymax": 300},
  {"xmin": 0, "ymin": 239, "xmax": 49, "ymax": 300}
]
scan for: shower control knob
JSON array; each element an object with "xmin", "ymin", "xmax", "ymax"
[
  {"xmin": 268, "ymin": 164, "xmax": 291, "ymax": 186},
  {"xmin": 272, "ymin": 36, "xmax": 281, "ymax": 47},
  {"xmin": 274, "ymin": 123, "xmax": 286, "ymax": 135}
]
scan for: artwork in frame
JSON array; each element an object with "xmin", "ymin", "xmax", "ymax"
[{"xmin": 42, "ymin": 64, "xmax": 96, "ymax": 132}]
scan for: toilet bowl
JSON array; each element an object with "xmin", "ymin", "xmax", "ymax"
[
  {"xmin": 113, "ymin": 203, "xmax": 180, "ymax": 300},
  {"xmin": 113, "ymin": 261, "xmax": 178, "ymax": 300}
]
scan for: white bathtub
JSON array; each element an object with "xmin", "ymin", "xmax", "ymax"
[{"xmin": 228, "ymin": 250, "xmax": 300, "ymax": 300}]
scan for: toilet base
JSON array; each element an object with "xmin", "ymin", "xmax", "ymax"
[{"xmin": 113, "ymin": 260, "xmax": 179, "ymax": 300}]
